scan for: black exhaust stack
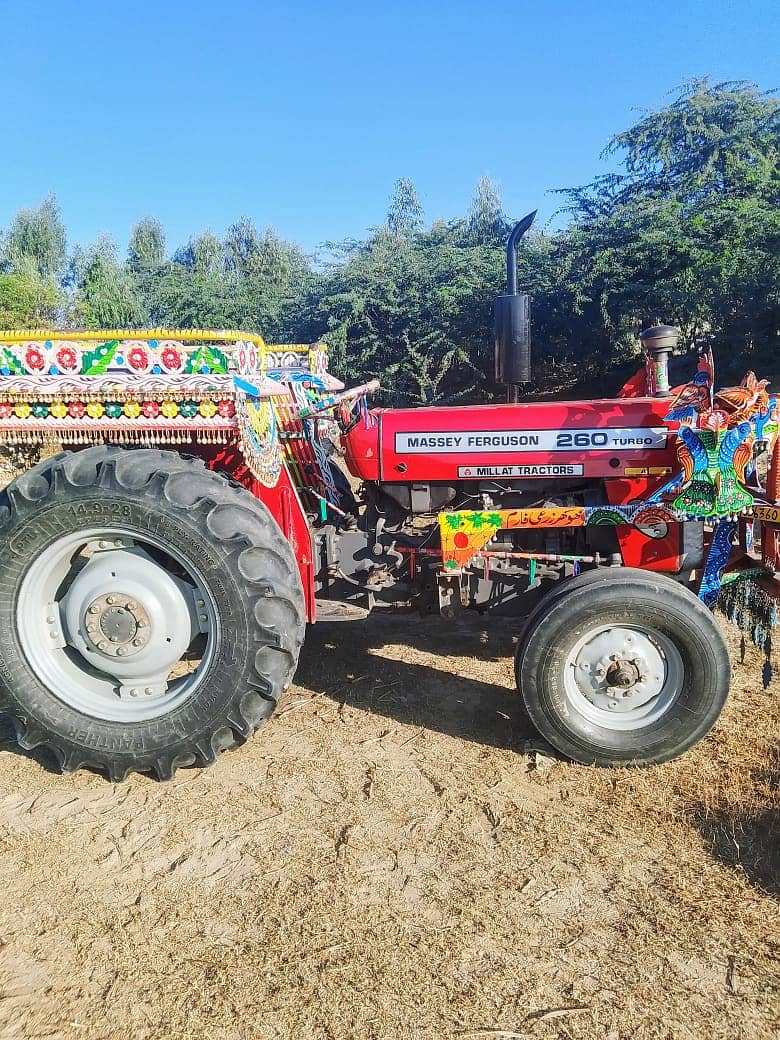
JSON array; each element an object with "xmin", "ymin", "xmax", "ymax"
[{"xmin": 494, "ymin": 210, "xmax": 536, "ymax": 403}]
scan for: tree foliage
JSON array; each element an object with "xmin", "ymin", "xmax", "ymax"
[
  {"xmin": 0, "ymin": 265, "xmax": 60, "ymax": 330},
  {"xmin": 555, "ymin": 79, "xmax": 780, "ymax": 368},
  {"xmin": 1, "ymin": 195, "xmax": 67, "ymax": 280},
  {"xmin": 128, "ymin": 218, "xmax": 166, "ymax": 272}
]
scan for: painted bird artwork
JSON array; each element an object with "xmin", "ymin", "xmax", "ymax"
[{"xmin": 665, "ymin": 357, "xmax": 776, "ymax": 518}]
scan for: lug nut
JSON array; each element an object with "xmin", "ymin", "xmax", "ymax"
[
  {"xmin": 98, "ymin": 641, "xmax": 108, "ymax": 651},
  {"xmin": 114, "ymin": 540, "xmax": 123, "ymax": 547},
  {"xmin": 46, "ymin": 615, "xmax": 55, "ymax": 624},
  {"xmin": 89, "ymin": 605, "xmax": 100, "ymax": 615},
  {"xmin": 196, "ymin": 599, "xmax": 205, "ymax": 608},
  {"xmin": 198, "ymin": 614, "xmax": 208, "ymax": 623},
  {"xmin": 116, "ymin": 647, "xmax": 126, "ymax": 656},
  {"xmin": 144, "ymin": 688, "xmax": 153, "ymax": 696},
  {"xmin": 137, "ymin": 620, "xmax": 148, "ymax": 628},
  {"xmin": 130, "ymin": 688, "xmax": 139, "ymax": 697},
  {"xmin": 99, "ymin": 540, "xmax": 108, "ymax": 548},
  {"xmin": 106, "ymin": 596, "xmax": 116, "ymax": 605},
  {"xmin": 133, "ymin": 638, "xmax": 143, "ymax": 647},
  {"xmin": 125, "ymin": 602, "xmax": 136, "ymax": 611}
]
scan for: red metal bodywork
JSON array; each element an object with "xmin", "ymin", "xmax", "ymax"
[
  {"xmin": 343, "ymin": 397, "xmax": 677, "ymax": 483},
  {"xmin": 602, "ymin": 476, "xmax": 690, "ymax": 573},
  {"xmin": 341, "ymin": 394, "xmax": 691, "ymax": 575},
  {"xmin": 201, "ymin": 444, "xmax": 317, "ymax": 622}
]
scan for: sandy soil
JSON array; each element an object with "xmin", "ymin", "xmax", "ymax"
[{"xmin": 0, "ymin": 608, "xmax": 777, "ymax": 1040}]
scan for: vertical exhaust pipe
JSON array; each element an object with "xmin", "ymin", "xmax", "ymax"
[{"xmin": 494, "ymin": 211, "xmax": 536, "ymax": 402}]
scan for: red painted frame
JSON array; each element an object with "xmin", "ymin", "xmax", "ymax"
[{"xmin": 201, "ymin": 444, "xmax": 317, "ymax": 622}]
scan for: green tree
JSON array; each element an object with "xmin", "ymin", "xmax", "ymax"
[
  {"xmin": 311, "ymin": 217, "xmax": 512, "ymax": 404},
  {"xmin": 147, "ymin": 264, "xmax": 252, "ymax": 329},
  {"xmin": 466, "ymin": 174, "xmax": 506, "ymax": 246},
  {"xmin": 223, "ymin": 218, "xmax": 314, "ymax": 340},
  {"xmin": 556, "ymin": 79, "xmax": 780, "ymax": 371},
  {"xmin": 73, "ymin": 237, "xmax": 141, "ymax": 328},
  {"xmin": 387, "ymin": 178, "xmax": 423, "ymax": 237},
  {"xmin": 3, "ymin": 195, "xmax": 67, "ymax": 280},
  {"xmin": 174, "ymin": 231, "xmax": 224, "ymax": 275},
  {"xmin": 0, "ymin": 263, "xmax": 60, "ymax": 330},
  {"xmin": 128, "ymin": 217, "xmax": 166, "ymax": 271}
]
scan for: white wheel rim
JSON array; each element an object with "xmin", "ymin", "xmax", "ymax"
[
  {"xmin": 16, "ymin": 527, "xmax": 217, "ymax": 723},
  {"xmin": 562, "ymin": 623, "xmax": 684, "ymax": 732}
]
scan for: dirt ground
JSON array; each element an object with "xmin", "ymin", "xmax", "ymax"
[{"xmin": 0, "ymin": 608, "xmax": 777, "ymax": 1040}]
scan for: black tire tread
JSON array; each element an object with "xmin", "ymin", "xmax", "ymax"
[
  {"xmin": 0, "ymin": 446, "xmax": 305, "ymax": 781},
  {"xmin": 515, "ymin": 567, "xmax": 731, "ymax": 767}
]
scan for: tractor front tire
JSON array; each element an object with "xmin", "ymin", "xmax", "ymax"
[
  {"xmin": 515, "ymin": 568, "xmax": 730, "ymax": 766},
  {"xmin": 0, "ymin": 446, "xmax": 305, "ymax": 780}
]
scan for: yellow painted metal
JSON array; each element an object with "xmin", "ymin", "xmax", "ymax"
[{"xmin": 0, "ymin": 328, "xmax": 267, "ymax": 346}]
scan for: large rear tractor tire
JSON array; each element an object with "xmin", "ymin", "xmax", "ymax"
[
  {"xmin": 515, "ymin": 568, "xmax": 730, "ymax": 766},
  {"xmin": 0, "ymin": 446, "xmax": 305, "ymax": 780}
]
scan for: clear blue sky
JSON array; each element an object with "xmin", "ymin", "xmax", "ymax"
[{"xmin": 2, "ymin": 0, "xmax": 777, "ymax": 257}]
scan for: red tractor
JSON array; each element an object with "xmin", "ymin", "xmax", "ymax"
[{"xmin": 0, "ymin": 215, "xmax": 777, "ymax": 780}]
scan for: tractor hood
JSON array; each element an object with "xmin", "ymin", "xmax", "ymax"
[{"xmin": 342, "ymin": 397, "xmax": 678, "ymax": 483}]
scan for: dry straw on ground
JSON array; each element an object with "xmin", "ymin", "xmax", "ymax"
[
  {"xmin": 0, "ymin": 447, "xmax": 776, "ymax": 1038},
  {"xmin": 0, "ymin": 608, "xmax": 777, "ymax": 1040}
]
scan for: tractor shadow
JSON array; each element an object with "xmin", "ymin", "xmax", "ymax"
[
  {"xmin": 689, "ymin": 763, "xmax": 780, "ymax": 899},
  {"xmin": 0, "ymin": 715, "xmax": 61, "ymax": 774},
  {"xmin": 296, "ymin": 611, "xmax": 541, "ymax": 753}
]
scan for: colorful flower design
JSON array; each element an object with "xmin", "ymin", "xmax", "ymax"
[
  {"xmin": 126, "ymin": 345, "xmax": 151, "ymax": 373},
  {"xmin": 55, "ymin": 345, "xmax": 79, "ymax": 372},
  {"xmin": 23, "ymin": 346, "xmax": 46, "ymax": 372},
  {"xmin": 158, "ymin": 342, "xmax": 184, "ymax": 373},
  {"xmin": 0, "ymin": 333, "xmax": 291, "ymax": 494}
]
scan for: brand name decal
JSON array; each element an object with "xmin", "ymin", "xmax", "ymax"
[
  {"xmin": 395, "ymin": 428, "xmax": 668, "ymax": 454},
  {"xmin": 457, "ymin": 464, "xmax": 585, "ymax": 477}
]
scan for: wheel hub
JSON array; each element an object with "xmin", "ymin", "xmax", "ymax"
[
  {"xmin": 15, "ymin": 527, "xmax": 216, "ymax": 724},
  {"xmin": 84, "ymin": 595, "xmax": 152, "ymax": 657},
  {"xmin": 58, "ymin": 547, "xmax": 203, "ymax": 703},
  {"xmin": 605, "ymin": 658, "xmax": 640, "ymax": 689},
  {"xmin": 563, "ymin": 623, "xmax": 684, "ymax": 730}
]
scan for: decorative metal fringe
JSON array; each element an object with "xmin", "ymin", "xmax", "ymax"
[
  {"xmin": 0, "ymin": 429, "xmax": 231, "ymax": 447},
  {"xmin": 717, "ymin": 578, "xmax": 777, "ymax": 662}
]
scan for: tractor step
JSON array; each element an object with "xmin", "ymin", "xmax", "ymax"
[{"xmin": 315, "ymin": 598, "xmax": 371, "ymax": 621}]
